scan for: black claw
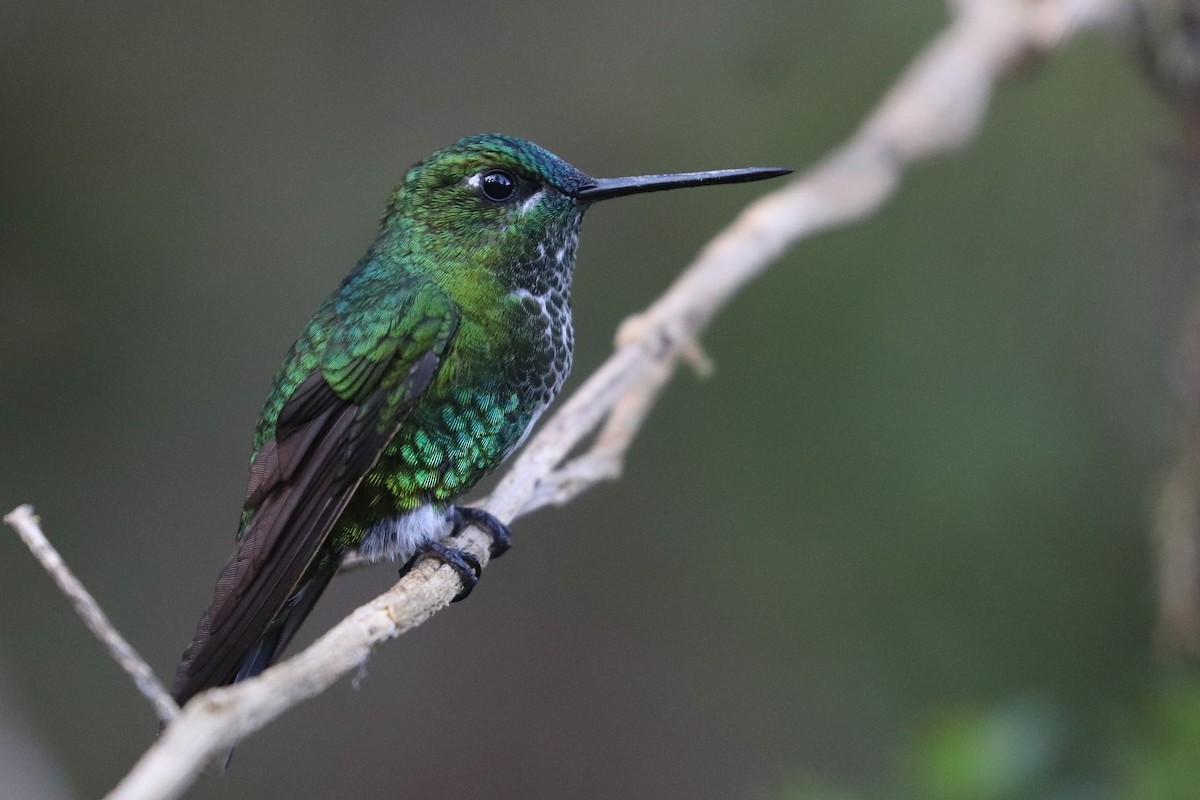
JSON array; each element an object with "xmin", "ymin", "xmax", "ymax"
[
  {"xmin": 449, "ymin": 506, "xmax": 512, "ymax": 559},
  {"xmin": 397, "ymin": 552, "xmax": 419, "ymax": 580},
  {"xmin": 401, "ymin": 541, "xmax": 482, "ymax": 602}
]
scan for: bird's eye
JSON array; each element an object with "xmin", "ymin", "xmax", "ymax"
[{"xmin": 479, "ymin": 169, "xmax": 517, "ymax": 202}]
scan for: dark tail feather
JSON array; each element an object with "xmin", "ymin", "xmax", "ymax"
[
  {"xmin": 173, "ymin": 554, "xmax": 342, "ymax": 700},
  {"xmin": 173, "ymin": 558, "xmax": 340, "ymax": 768},
  {"xmin": 271, "ymin": 557, "xmax": 338, "ymax": 661},
  {"xmin": 221, "ymin": 560, "xmax": 339, "ymax": 768},
  {"xmin": 232, "ymin": 628, "xmax": 284, "ymax": 684},
  {"xmin": 218, "ymin": 629, "xmax": 285, "ymax": 770}
]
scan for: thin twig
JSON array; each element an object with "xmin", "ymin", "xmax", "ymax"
[
  {"xmin": 3, "ymin": 505, "xmax": 179, "ymax": 725},
  {"xmin": 5, "ymin": 1, "xmax": 1133, "ymax": 798}
]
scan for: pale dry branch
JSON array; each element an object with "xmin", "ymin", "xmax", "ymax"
[
  {"xmin": 4, "ymin": 1, "xmax": 1130, "ymax": 798},
  {"xmin": 2, "ymin": 506, "xmax": 179, "ymax": 725}
]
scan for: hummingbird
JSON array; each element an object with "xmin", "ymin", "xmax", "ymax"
[{"xmin": 171, "ymin": 134, "xmax": 789, "ymax": 706}]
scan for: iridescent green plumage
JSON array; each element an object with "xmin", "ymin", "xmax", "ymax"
[{"xmin": 171, "ymin": 134, "xmax": 788, "ymax": 706}]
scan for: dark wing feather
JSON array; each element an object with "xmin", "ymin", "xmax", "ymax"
[{"xmin": 172, "ymin": 292, "xmax": 456, "ymax": 704}]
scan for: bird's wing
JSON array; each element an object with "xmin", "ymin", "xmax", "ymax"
[{"xmin": 172, "ymin": 285, "xmax": 459, "ymax": 702}]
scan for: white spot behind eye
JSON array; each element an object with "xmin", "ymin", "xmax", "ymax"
[
  {"xmin": 465, "ymin": 173, "xmax": 482, "ymax": 189},
  {"xmin": 519, "ymin": 190, "xmax": 543, "ymax": 215}
]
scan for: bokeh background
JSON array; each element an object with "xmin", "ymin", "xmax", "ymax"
[{"xmin": 2, "ymin": 2, "xmax": 1196, "ymax": 798}]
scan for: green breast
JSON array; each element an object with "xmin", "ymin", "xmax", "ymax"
[
  {"xmin": 329, "ymin": 304, "xmax": 567, "ymax": 549},
  {"xmin": 364, "ymin": 384, "xmax": 526, "ymax": 505}
]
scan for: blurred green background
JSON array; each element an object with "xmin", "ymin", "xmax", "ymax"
[{"xmin": 1, "ymin": 2, "xmax": 1194, "ymax": 798}]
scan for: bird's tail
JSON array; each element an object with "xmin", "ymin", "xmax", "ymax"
[{"xmin": 168, "ymin": 556, "xmax": 340, "ymax": 768}]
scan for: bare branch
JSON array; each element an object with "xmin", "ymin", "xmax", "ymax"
[
  {"xmin": 6, "ymin": 1, "xmax": 1134, "ymax": 798},
  {"xmin": 3, "ymin": 505, "xmax": 179, "ymax": 725}
]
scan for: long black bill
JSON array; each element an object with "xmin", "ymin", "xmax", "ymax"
[{"xmin": 573, "ymin": 166, "xmax": 791, "ymax": 202}]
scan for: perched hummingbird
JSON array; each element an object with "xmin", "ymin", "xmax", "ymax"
[{"xmin": 171, "ymin": 134, "xmax": 788, "ymax": 705}]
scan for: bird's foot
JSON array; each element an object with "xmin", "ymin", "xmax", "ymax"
[
  {"xmin": 448, "ymin": 505, "xmax": 512, "ymax": 559},
  {"xmin": 395, "ymin": 507, "xmax": 509, "ymax": 602},
  {"xmin": 399, "ymin": 541, "xmax": 482, "ymax": 603}
]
